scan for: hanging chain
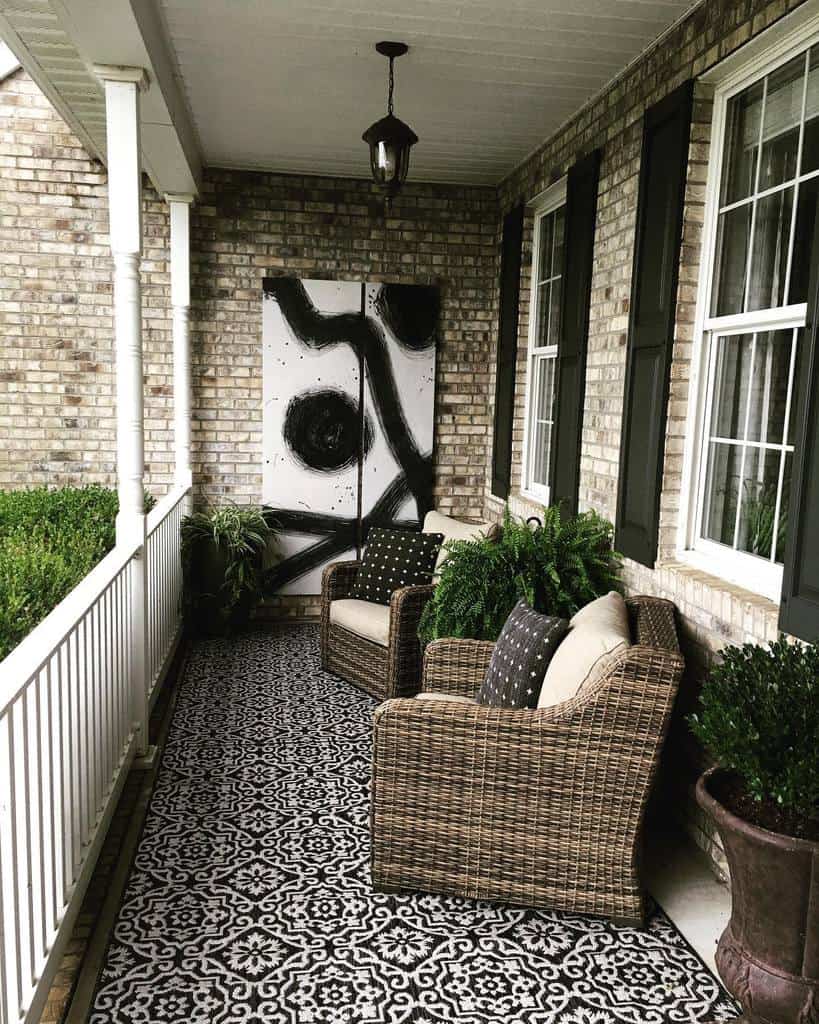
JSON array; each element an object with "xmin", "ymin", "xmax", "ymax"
[{"xmin": 388, "ymin": 56, "xmax": 394, "ymax": 115}]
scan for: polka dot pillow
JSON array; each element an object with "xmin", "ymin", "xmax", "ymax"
[
  {"xmin": 477, "ymin": 601, "xmax": 569, "ymax": 709},
  {"xmin": 350, "ymin": 527, "xmax": 444, "ymax": 606}
]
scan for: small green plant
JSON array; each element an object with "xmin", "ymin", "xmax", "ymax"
[
  {"xmin": 690, "ymin": 638, "xmax": 819, "ymax": 834},
  {"xmin": 181, "ymin": 504, "xmax": 277, "ymax": 632},
  {"xmin": 743, "ymin": 481, "xmax": 787, "ymax": 562},
  {"xmin": 418, "ymin": 506, "xmax": 622, "ymax": 645},
  {"xmin": 0, "ymin": 486, "xmax": 154, "ymax": 661}
]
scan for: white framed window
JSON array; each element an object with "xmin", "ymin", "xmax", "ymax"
[
  {"xmin": 522, "ymin": 180, "xmax": 566, "ymax": 504},
  {"xmin": 685, "ymin": 35, "xmax": 819, "ymax": 599}
]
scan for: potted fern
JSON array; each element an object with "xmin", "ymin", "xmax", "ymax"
[
  {"xmin": 419, "ymin": 506, "xmax": 622, "ymax": 644},
  {"xmin": 181, "ymin": 504, "xmax": 278, "ymax": 634},
  {"xmin": 691, "ymin": 639, "xmax": 819, "ymax": 1024}
]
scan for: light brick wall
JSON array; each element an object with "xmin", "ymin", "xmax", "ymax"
[
  {"xmin": 0, "ymin": 69, "xmax": 174, "ymax": 495},
  {"xmin": 190, "ymin": 170, "xmax": 498, "ymax": 618},
  {"xmin": 484, "ymin": 0, "xmax": 809, "ymax": 869}
]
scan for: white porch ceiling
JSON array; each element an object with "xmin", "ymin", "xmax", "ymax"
[
  {"xmin": 158, "ymin": 0, "xmax": 700, "ymax": 184},
  {"xmin": 0, "ymin": 0, "xmax": 702, "ymax": 190}
]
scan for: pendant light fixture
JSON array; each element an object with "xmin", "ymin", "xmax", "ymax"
[{"xmin": 362, "ymin": 41, "xmax": 418, "ymax": 200}]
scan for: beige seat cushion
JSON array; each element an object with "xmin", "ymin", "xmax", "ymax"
[
  {"xmin": 538, "ymin": 591, "xmax": 630, "ymax": 708},
  {"xmin": 415, "ymin": 692, "xmax": 478, "ymax": 705},
  {"xmin": 330, "ymin": 598, "xmax": 390, "ymax": 647},
  {"xmin": 423, "ymin": 510, "xmax": 496, "ymax": 573}
]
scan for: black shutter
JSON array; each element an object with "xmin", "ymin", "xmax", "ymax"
[
  {"xmin": 615, "ymin": 81, "xmax": 693, "ymax": 566},
  {"xmin": 491, "ymin": 203, "xmax": 525, "ymax": 499},
  {"xmin": 779, "ymin": 202, "xmax": 819, "ymax": 640},
  {"xmin": 548, "ymin": 149, "xmax": 601, "ymax": 514}
]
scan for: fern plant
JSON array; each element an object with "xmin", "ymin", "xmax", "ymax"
[
  {"xmin": 181, "ymin": 504, "xmax": 278, "ymax": 633},
  {"xmin": 418, "ymin": 506, "xmax": 622, "ymax": 645}
]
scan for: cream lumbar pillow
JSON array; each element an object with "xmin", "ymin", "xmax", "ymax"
[
  {"xmin": 423, "ymin": 510, "xmax": 496, "ymax": 574},
  {"xmin": 537, "ymin": 591, "xmax": 630, "ymax": 709}
]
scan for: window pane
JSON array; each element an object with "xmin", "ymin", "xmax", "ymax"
[
  {"xmin": 745, "ymin": 330, "xmax": 792, "ymax": 443},
  {"xmin": 549, "ymin": 276, "xmax": 562, "ymax": 346},
  {"xmin": 747, "ymin": 186, "xmax": 793, "ymax": 311},
  {"xmin": 530, "ymin": 355, "xmax": 555, "ymax": 487},
  {"xmin": 759, "ymin": 55, "xmax": 805, "ymax": 190},
  {"xmin": 788, "ymin": 176, "xmax": 819, "ymax": 303},
  {"xmin": 703, "ymin": 441, "xmax": 742, "ymax": 546},
  {"xmin": 712, "ymin": 204, "xmax": 752, "ymax": 315},
  {"xmin": 536, "ymin": 282, "xmax": 550, "ymax": 346},
  {"xmin": 737, "ymin": 448, "xmax": 785, "ymax": 560},
  {"xmin": 537, "ymin": 214, "xmax": 554, "ymax": 283},
  {"xmin": 721, "ymin": 81, "xmax": 763, "ymax": 204},
  {"xmin": 710, "ymin": 334, "xmax": 754, "ymax": 439},
  {"xmin": 802, "ymin": 49, "xmax": 819, "ymax": 174},
  {"xmin": 552, "ymin": 207, "xmax": 566, "ymax": 279}
]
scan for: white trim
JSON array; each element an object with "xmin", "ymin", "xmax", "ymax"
[
  {"xmin": 0, "ymin": 41, "xmax": 20, "ymax": 82},
  {"xmin": 680, "ymin": 543, "xmax": 784, "ymax": 603},
  {"xmin": 678, "ymin": 21, "xmax": 819, "ymax": 601},
  {"xmin": 521, "ymin": 178, "xmax": 566, "ymax": 505}
]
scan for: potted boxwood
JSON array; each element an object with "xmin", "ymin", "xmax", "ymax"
[
  {"xmin": 690, "ymin": 638, "xmax": 819, "ymax": 1024},
  {"xmin": 181, "ymin": 504, "xmax": 278, "ymax": 634}
]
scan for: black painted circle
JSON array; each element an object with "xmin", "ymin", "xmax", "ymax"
[
  {"xmin": 374, "ymin": 284, "xmax": 438, "ymax": 352},
  {"xmin": 283, "ymin": 389, "xmax": 372, "ymax": 474}
]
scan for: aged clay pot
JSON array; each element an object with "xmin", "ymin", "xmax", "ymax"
[{"xmin": 696, "ymin": 768, "xmax": 819, "ymax": 1024}]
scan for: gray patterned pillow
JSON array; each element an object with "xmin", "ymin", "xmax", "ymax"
[
  {"xmin": 350, "ymin": 527, "xmax": 444, "ymax": 606},
  {"xmin": 477, "ymin": 601, "xmax": 569, "ymax": 708}
]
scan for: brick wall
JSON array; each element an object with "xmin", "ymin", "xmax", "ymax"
[
  {"xmin": 484, "ymin": 0, "xmax": 810, "ymax": 869},
  {"xmin": 0, "ymin": 69, "xmax": 174, "ymax": 494},
  {"xmin": 189, "ymin": 170, "xmax": 498, "ymax": 618}
]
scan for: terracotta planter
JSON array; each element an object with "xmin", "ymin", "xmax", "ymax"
[{"xmin": 696, "ymin": 768, "xmax": 819, "ymax": 1024}]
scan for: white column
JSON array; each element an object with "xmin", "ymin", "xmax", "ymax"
[
  {"xmin": 95, "ymin": 64, "xmax": 151, "ymax": 757},
  {"xmin": 166, "ymin": 193, "xmax": 194, "ymax": 504}
]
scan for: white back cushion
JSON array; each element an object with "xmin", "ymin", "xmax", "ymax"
[
  {"xmin": 537, "ymin": 591, "xmax": 630, "ymax": 708},
  {"xmin": 423, "ymin": 510, "xmax": 495, "ymax": 573}
]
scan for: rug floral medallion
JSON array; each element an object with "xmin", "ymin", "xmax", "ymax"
[{"xmin": 90, "ymin": 625, "xmax": 739, "ymax": 1024}]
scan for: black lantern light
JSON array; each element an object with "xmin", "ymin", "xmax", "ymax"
[{"xmin": 363, "ymin": 41, "xmax": 418, "ymax": 200}]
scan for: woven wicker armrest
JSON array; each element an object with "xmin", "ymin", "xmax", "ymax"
[
  {"xmin": 420, "ymin": 638, "xmax": 494, "ymax": 697},
  {"xmin": 321, "ymin": 559, "xmax": 362, "ymax": 603},
  {"xmin": 390, "ymin": 584, "xmax": 435, "ymax": 639}
]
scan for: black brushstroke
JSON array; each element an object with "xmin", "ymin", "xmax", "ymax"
[
  {"xmin": 374, "ymin": 283, "xmax": 439, "ymax": 352},
  {"xmin": 283, "ymin": 388, "xmax": 373, "ymax": 474},
  {"xmin": 265, "ymin": 462, "xmax": 428, "ymax": 589},
  {"xmin": 264, "ymin": 277, "xmax": 433, "ymax": 517}
]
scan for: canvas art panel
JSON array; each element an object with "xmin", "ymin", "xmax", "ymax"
[{"xmin": 262, "ymin": 277, "xmax": 438, "ymax": 595}]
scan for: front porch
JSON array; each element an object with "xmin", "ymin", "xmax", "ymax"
[
  {"xmin": 62, "ymin": 625, "xmax": 737, "ymax": 1024},
  {"xmin": 2, "ymin": 0, "xmax": 818, "ymax": 1021}
]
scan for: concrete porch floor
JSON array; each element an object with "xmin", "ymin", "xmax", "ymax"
[{"xmin": 645, "ymin": 826, "xmax": 731, "ymax": 976}]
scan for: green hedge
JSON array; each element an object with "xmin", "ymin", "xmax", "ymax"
[{"xmin": 0, "ymin": 486, "xmax": 152, "ymax": 662}]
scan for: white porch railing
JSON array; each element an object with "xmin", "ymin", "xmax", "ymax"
[
  {"xmin": 0, "ymin": 483, "xmax": 189, "ymax": 1024},
  {"xmin": 146, "ymin": 486, "xmax": 188, "ymax": 708}
]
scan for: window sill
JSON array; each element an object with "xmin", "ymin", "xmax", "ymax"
[{"xmin": 622, "ymin": 555, "xmax": 781, "ymax": 651}]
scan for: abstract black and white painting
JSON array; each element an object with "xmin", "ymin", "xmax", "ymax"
[{"xmin": 262, "ymin": 277, "xmax": 438, "ymax": 595}]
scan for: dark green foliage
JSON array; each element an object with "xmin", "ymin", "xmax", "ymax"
[
  {"xmin": 690, "ymin": 638, "xmax": 819, "ymax": 827},
  {"xmin": 418, "ymin": 506, "xmax": 622, "ymax": 645},
  {"xmin": 181, "ymin": 504, "xmax": 278, "ymax": 633},
  {"xmin": 0, "ymin": 486, "xmax": 154, "ymax": 662}
]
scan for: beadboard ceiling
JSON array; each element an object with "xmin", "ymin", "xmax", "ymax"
[{"xmin": 158, "ymin": 0, "xmax": 700, "ymax": 184}]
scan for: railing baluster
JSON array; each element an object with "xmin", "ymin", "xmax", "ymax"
[{"xmin": 0, "ymin": 483, "xmax": 190, "ymax": 1023}]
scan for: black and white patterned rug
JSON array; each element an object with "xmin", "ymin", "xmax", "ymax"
[{"xmin": 91, "ymin": 625, "xmax": 738, "ymax": 1024}]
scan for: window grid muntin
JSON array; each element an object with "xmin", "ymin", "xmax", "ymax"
[
  {"xmin": 523, "ymin": 192, "xmax": 565, "ymax": 501},
  {"xmin": 710, "ymin": 47, "xmax": 816, "ymax": 319},
  {"xmin": 697, "ymin": 326, "xmax": 798, "ymax": 566}
]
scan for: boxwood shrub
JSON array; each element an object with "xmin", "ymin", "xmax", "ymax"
[{"xmin": 0, "ymin": 486, "xmax": 152, "ymax": 662}]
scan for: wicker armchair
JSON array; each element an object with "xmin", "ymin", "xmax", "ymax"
[
  {"xmin": 370, "ymin": 596, "xmax": 684, "ymax": 925},
  {"xmin": 320, "ymin": 560, "xmax": 433, "ymax": 701}
]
